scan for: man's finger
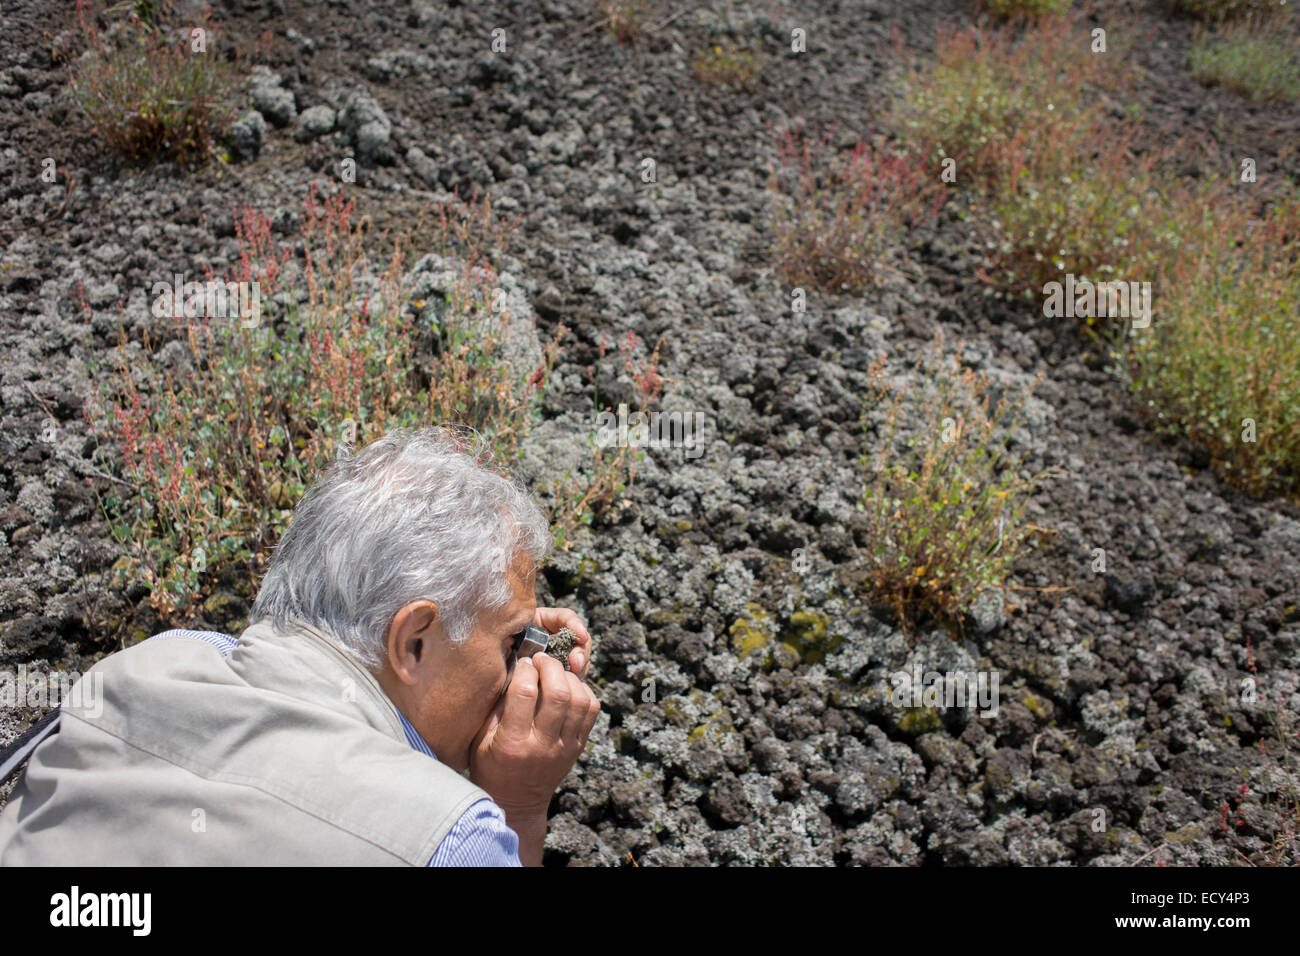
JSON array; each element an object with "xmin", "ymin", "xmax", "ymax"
[
  {"xmin": 499, "ymin": 656, "xmax": 540, "ymax": 744},
  {"xmin": 578, "ymin": 688, "xmax": 601, "ymax": 745},
  {"xmin": 567, "ymin": 618, "xmax": 592, "ymax": 647},
  {"xmin": 556, "ymin": 670, "xmax": 592, "ymax": 743},
  {"xmin": 534, "ymin": 607, "xmax": 591, "ymax": 648},
  {"xmin": 532, "ymin": 653, "xmax": 571, "ymax": 742}
]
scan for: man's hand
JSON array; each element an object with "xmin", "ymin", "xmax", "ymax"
[{"xmin": 469, "ymin": 611, "xmax": 600, "ymax": 863}]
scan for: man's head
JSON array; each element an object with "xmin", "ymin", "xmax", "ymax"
[{"xmin": 250, "ymin": 427, "xmax": 552, "ymax": 769}]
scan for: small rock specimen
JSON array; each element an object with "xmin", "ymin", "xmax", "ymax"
[{"xmin": 545, "ymin": 627, "xmax": 578, "ymax": 670}]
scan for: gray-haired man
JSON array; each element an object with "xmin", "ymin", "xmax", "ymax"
[{"xmin": 0, "ymin": 428, "xmax": 600, "ymax": 865}]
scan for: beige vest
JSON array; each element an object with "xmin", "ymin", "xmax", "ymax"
[{"xmin": 0, "ymin": 619, "xmax": 491, "ymax": 865}]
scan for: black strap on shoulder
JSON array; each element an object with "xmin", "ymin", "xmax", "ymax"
[{"xmin": 0, "ymin": 709, "xmax": 61, "ymax": 787}]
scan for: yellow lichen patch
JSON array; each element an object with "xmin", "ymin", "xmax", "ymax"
[
  {"xmin": 730, "ymin": 602, "xmax": 774, "ymax": 659},
  {"xmin": 897, "ymin": 707, "xmax": 943, "ymax": 735},
  {"xmin": 783, "ymin": 609, "xmax": 842, "ymax": 664},
  {"xmin": 1165, "ymin": 824, "xmax": 1204, "ymax": 845},
  {"xmin": 1023, "ymin": 692, "xmax": 1048, "ymax": 719},
  {"xmin": 689, "ymin": 709, "xmax": 737, "ymax": 746}
]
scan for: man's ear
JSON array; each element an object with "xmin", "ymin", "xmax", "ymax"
[{"xmin": 385, "ymin": 600, "xmax": 440, "ymax": 684}]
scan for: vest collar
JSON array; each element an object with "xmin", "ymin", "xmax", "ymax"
[{"xmin": 233, "ymin": 617, "xmax": 410, "ymax": 745}]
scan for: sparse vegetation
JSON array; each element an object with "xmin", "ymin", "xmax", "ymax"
[
  {"xmin": 1129, "ymin": 191, "xmax": 1300, "ymax": 497},
  {"xmin": 890, "ymin": 15, "xmax": 1300, "ymax": 499},
  {"xmin": 767, "ymin": 124, "xmax": 946, "ymax": 293},
  {"xmin": 1227, "ymin": 634, "xmax": 1300, "ymax": 866},
  {"xmin": 859, "ymin": 336, "xmax": 1059, "ymax": 632},
  {"xmin": 1190, "ymin": 18, "xmax": 1300, "ymax": 104},
  {"xmin": 86, "ymin": 186, "xmax": 582, "ymax": 617},
  {"xmin": 68, "ymin": 0, "xmax": 239, "ymax": 166},
  {"xmin": 4, "ymin": 0, "xmax": 1299, "ymax": 871},
  {"xmin": 547, "ymin": 331, "xmax": 663, "ymax": 551},
  {"xmin": 983, "ymin": 130, "xmax": 1237, "ymax": 297},
  {"xmin": 888, "ymin": 19, "xmax": 1183, "ymax": 298},
  {"xmin": 1252, "ymin": 678, "xmax": 1300, "ymax": 866},
  {"xmin": 692, "ymin": 42, "xmax": 758, "ymax": 90},
  {"xmin": 597, "ymin": 0, "xmax": 647, "ymax": 46},
  {"xmin": 887, "ymin": 19, "xmax": 1119, "ymax": 196}
]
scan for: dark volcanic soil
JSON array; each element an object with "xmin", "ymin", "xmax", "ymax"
[{"xmin": 2, "ymin": 0, "xmax": 1299, "ymax": 865}]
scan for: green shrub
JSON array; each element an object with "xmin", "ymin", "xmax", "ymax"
[
  {"xmin": 87, "ymin": 187, "xmax": 569, "ymax": 617},
  {"xmin": 887, "ymin": 19, "xmax": 1121, "ymax": 196},
  {"xmin": 888, "ymin": 18, "xmax": 1187, "ymax": 302},
  {"xmin": 886, "ymin": 11, "xmax": 1300, "ymax": 508},
  {"xmin": 1130, "ymin": 192, "xmax": 1300, "ymax": 497},
  {"xmin": 1190, "ymin": 19, "xmax": 1300, "ymax": 104},
  {"xmin": 692, "ymin": 42, "xmax": 758, "ymax": 90},
  {"xmin": 68, "ymin": 0, "xmax": 238, "ymax": 166},
  {"xmin": 766, "ymin": 125, "xmax": 946, "ymax": 293},
  {"xmin": 859, "ymin": 335, "xmax": 1060, "ymax": 632},
  {"xmin": 597, "ymin": 0, "xmax": 647, "ymax": 46},
  {"xmin": 983, "ymin": 129, "xmax": 1239, "ymax": 299}
]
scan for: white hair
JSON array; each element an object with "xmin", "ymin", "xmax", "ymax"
[{"xmin": 250, "ymin": 426, "xmax": 551, "ymax": 670}]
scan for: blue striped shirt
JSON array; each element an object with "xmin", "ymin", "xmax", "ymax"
[{"xmin": 145, "ymin": 629, "xmax": 520, "ymax": 866}]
